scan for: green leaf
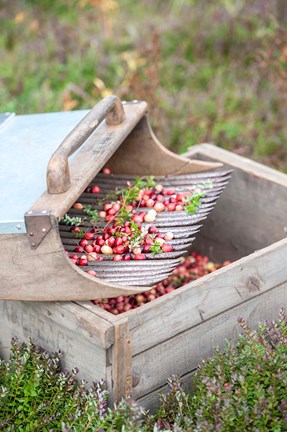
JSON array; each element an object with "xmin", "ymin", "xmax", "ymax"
[
  {"xmin": 150, "ymin": 240, "xmax": 163, "ymax": 255},
  {"xmin": 60, "ymin": 214, "xmax": 82, "ymax": 227},
  {"xmin": 184, "ymin": 191, "xmax": 205, "ymax": 214}
]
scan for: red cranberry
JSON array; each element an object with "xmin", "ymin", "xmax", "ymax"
[
  {"xmin": 87, "ymin": 270, "xmax": 97, "ymax": 277},
  {"xmin": 113, "ymin": 245, "xmax": 125, "ymax": 254},
  {"xmin": 74, "ymin": 246, "xmax": 83, "ymax": 253},
  {"xmin": 148, "ymin": 226, "xmax": 158, "ymax": 234},
  {"xmin": 108, "ymin": 237, "xmax": 116, "ymax": 247},
  {"xmin": 123, "ymin": 253, "xmax": 132, "ymax": 260},
  {"xmin": 102, "ymin": 167, "xmax": 111, "ymax": 174},
  {"xmin": 114, "ymin": 237, "xmax": 123, "ymax": 247},
  {"xmin": 91, "ymin": 185, "xmax": 101, "ymax": 194},
  {"xmin": 113, "ymin": 254, "xmax": 123, "ymax": 261},
  {"xmin": 161, "ymin": 243, "xmax": 173, "ymax": 253},
  {"xmin": 134, "ymin": 254, "xmax": 146, "ymax": 260},
  {"xmin": 84, "ymin": 244, "xmax": 94, "ymax": 253},
  {"xmin": 84, "ymin": 232, "xmax": 94, "ymax": 241}
]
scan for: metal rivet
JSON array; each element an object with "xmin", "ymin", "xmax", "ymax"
[
  {"xmin": 31, "ymin": 242, "xmax": 36, "ymax": 247},
  {"xmin": 29, "ymin": 232, "xmax": 34, "ymax": 236},
  {"xmin": 42, "ymin": 228, "xmax": 46, "ymax": 233}
]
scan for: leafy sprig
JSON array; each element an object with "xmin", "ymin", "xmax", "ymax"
[
  {"xmin": 115, "ymin": 207, "xmax": 133, "ymax": 227},
  {"xmin": 83, "ymin": 205, "xmax": 100, "ymax": 225},
  {"xmin": 129, "ymin": 221, "xmax": 145, "ymax": 249},
  {"xmin": 74, "ymin": 229, "xmax": 85, "ymax": 239},
  {"xmin": 60, "ymin": 214, "xmax": 82, "ymax": 227},
  {"xmin": 118, "ymin": 176, "xmax": 157, "ymax": 205},
  {"xmin": 150, "ymin": 239, "xmax": 163, "ymax": 255},
  {"xmin": 184, "ymin": 191, "xmax": 205, "ymax": 215}
]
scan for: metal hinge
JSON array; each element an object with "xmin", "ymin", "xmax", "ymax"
[{"xmin": 24, "ymin": 210, "xmax": 53, "ymax": 249}]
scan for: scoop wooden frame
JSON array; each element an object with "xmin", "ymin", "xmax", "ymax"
[
  {"xmin": 47, "ymin": 95, "xmax": 125, "ymax": 194},
  {"xmin": 1, "ymin": 96, "xmax": 222, "ymax": 301}
]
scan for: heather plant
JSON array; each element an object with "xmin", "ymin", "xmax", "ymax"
[
  {"xmin": 150, "ymin": 309, "xmax": 287, "ymax": 431},
  {"xmin": 1, "ymin": 311, "xmax": 287, "ymax": 431},
  {"xmin": 0, "ymin": 337, "xmax": 144, "ymax": 431}
]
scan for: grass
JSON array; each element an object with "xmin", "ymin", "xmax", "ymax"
[{"xmin": 1, "ymin": 0, "xmax": 287, "ymax": 171}]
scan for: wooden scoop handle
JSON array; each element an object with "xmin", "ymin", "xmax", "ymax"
[{"xmin": 46, "ymin": 95, "xmax": 125, "ymax": 194}]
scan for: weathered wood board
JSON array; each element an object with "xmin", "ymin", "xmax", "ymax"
[
  {"xmin": 187, "ymin": 144, "xmax": 287, "ymax": 261},
  {"xmin": 0, "ymin": 300, "xmax": 113, "ymax": 389},
  {"xmin": 1, "ymin": 143, "xmax": 287, "ymax": 411}
]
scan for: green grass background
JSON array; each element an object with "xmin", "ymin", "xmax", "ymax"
[{"xmin": 1, "ymin": 0, "xmax": 287, "ymax": 171}]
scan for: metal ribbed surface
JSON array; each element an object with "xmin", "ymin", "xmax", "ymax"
[{"xmin": 59, "ymin": 170, "xmax": 231, "ymax": 286}]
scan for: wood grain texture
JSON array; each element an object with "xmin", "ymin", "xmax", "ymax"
[
  {"xmin": 127, "ymin": 238, "xmax": 287, "ymax": 356},
  {"xmin": 47, "ymin": 96, "xmax": 125, "ymax": 194},
  {"xmin": 185, "ymin": 144, "xmax": 287, "ymax": 187},
  {"xmin": 136, "ymin": 369, "xmax": 195, "ymax": 414},
  {"xmin": 107, "ymin": 116, "xmax": 222, "ymax": 176},
  {"xmin": 107, "ymin": 318, "xmax": 132, "ymax": 403},
  {"xmin": 0, "ymin": 300, "xmax": 109, "ymax": 384},
  {"xmin": 131, "ymin": 281, "xmax": 287, "ymax": 400},
  {"xmin": 76, "ymin": 301, "xmax": 119, "ymax": 325},
  {"xmin": 185, "ymin": 144, "xmax": 287, "ymax": 261},
  {"xmin": 30, "ymin": 101, "xmax": 148, "ymax": 220},
  {"xmin": 0, "ymin": 229, "xmax": 152, "ymax": 301}
]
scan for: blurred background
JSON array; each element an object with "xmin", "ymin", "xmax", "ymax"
[{"xmin": 1, "ymin": 0, "xmax": 287, "ymax": 171}]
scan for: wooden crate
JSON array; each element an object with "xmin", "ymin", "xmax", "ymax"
[{"xmin": 1, "ymin": 144, "xmax": 287, "ymax": 410}]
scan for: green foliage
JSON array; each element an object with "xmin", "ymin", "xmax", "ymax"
[
  {"xmin": 0, "ymin": 338, "xmax": 147, "ymax": 431},
  {"xmin": 60, "ymin": 214, "xmax": 82, "ymax": 227},
  {"xmin": 83, "ymin": 205, "xmax": 100, "ymax": 225},
  {"xmin": 2, "ymin": 1, "xmax": 286, "ymax": 171},
  {"xmin": 184, "ymin": 191, "xmax": 205, "ymax": 215},
  {"xmin": 150, "ymin": 239, "xmax": 163, "ymax": 255},
  {"xmin": 119, "ymin": 177, "xmax": 156, "ymax": 206},
  {"xmin": 128, "ymin": 220, "xmax": 145, "ymax": 249},
  {"xmin": 0, "ymin": 338, "xmax": 108, "ymax": 431},
  {"xmin": 73, "ymin": 229, "xmax": 85, "ymax": 239},
  {"xmin": 151, "ymin": 309, "xmax": 287, "ymax": 431},
  {"xmin": 1, "ymin": 311, "xmax": 287, "ymax": 431},
  {"xmin": 115, "ymin": 206, "xmax": 133, "ymax": 227}
]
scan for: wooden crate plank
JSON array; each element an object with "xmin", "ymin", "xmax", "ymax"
[
  {"xmin": 185, "ymin": 144, "xmax": 287, "ymax": 187},
  {"xmin": 127, "ymin": 239, "xmax": 287, "ymax": 356},
  {"xmin": 0, "ymin": 300, "xmax": 114, "ymax": 349},
  {"xmin": 131, "ymin": 281, "xmax": 287, "ymax": 400},
  {"xmin": 0, "ymin": 300, "xmax": 108, "ymax": 384},
  {"xmin": 76, "ymin": 301, "xmax": 119, "ymax": 326},
  {"xmin": 185, "ymin": 144, "xmax": 287, "ymax": 260},
  {"xmin": 107, "ymin": 318, "xmax": 132, "ymax": 404},
  {"xmin": 136, "ymin": 369, "xmax": 196, "ymax": 413},
  {"xmin": 107, "ymin": 116, "xmax": 221, "ymax": 176},
  {"xmin": 194, "ymin": 168, "xmax": 287, "ymax": 260}
]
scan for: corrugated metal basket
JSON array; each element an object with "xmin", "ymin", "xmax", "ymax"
[{"xmin": 0, "ymin": 96, "xmax": 230, "ymax": 301}]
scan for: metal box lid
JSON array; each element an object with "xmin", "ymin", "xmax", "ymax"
[{"xmin": 0, "ymin": 110, "xmax": 89, "ymax": 234}]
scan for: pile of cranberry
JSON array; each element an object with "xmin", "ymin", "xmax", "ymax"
[
  {"xmin": 66, "ymin": 169, "xmax": 198, "ymax": 273},
  {"xmin": 92, "ymin": 252, "xmax": 231, "ymax": 314}
]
